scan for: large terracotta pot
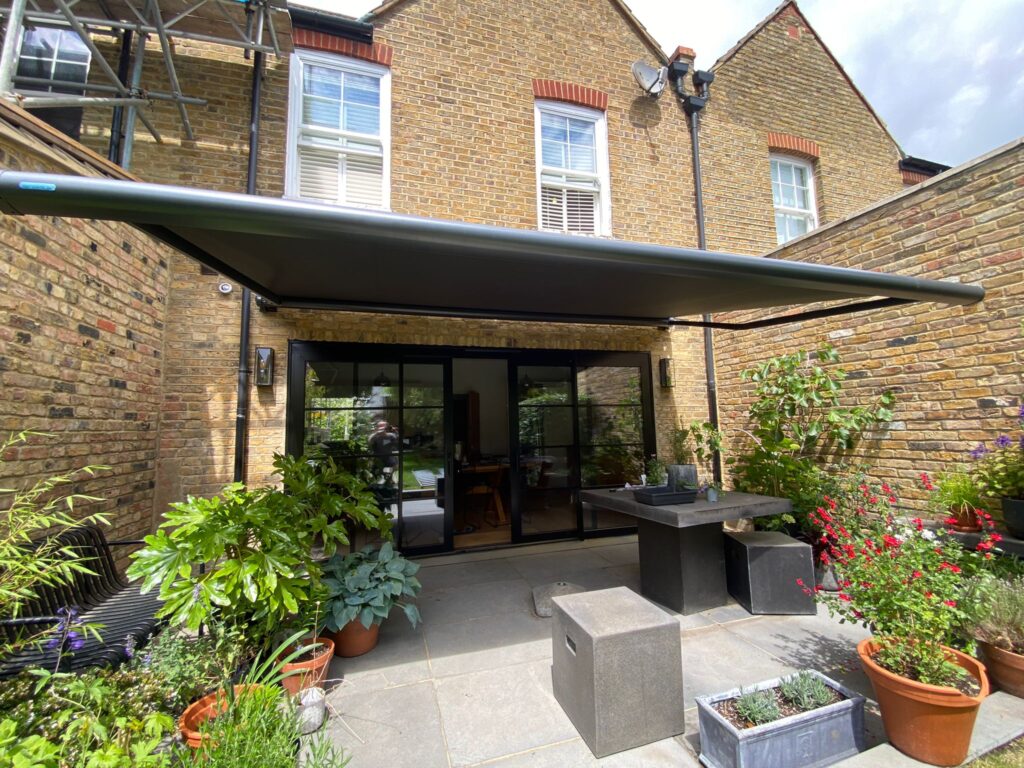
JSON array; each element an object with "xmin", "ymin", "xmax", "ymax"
[
  {"xmin": 857, "ymin": 638, "xmax": 989, "ymax": 766},
  {"xmin": 978, "ymin": 641, "xmax": 1024, "ymax": 698},
  {"xmin": 179, "ymin": 684, "xmax": 259, "ymax": 749},
  {"xmin": 280, "ymin": 636, "xmax": 335, "ymax": 696},
  {"xmin": 331, "ymin": 620, "xmax": 380, "ymax": 657},
  {"xmin": 948, "ymin": 504, "xmax": 981, "ymax": 533}
]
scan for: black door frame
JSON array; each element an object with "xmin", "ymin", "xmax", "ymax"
[{"xmin": 287, "ymin": 341, "xmax": 656, "ymax": 553}]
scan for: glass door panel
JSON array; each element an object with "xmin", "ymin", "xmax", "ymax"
[
  {"xmin": 516, "ymin": 365, "xmax": 578, "ymax": 536},
  {"xmin": 399, "ymin": 362, "xmax": 446, "ymax": 550}
]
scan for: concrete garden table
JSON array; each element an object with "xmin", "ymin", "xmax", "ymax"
[{"xmin": 580, "ymin": 489, "xmax": 792, "ymax": 615}]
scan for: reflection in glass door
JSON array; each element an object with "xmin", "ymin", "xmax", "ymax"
[
  {"xmin": 514, "ymin": 365, "xmax": 579, "ymax": 538},
  {"xmin": 299, "ymin": 359, "xmax": 448, "ymax": 552}
]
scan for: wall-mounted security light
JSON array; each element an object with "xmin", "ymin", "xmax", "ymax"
[
  {"xmin": 218, "ymin": 281, "xmax": 233, "ymax": 294},
  {"xmin": 631, "ymin": 60, "xmax": 668, "ymax": 97},
  {"xmin": 255, "ymin": 347, "xmax": 274, "ymax": 387}
]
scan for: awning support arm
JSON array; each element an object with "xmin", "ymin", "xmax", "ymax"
[{"xmin": 667, "ymin": 297, "xmax": 915, "ymax": 330}]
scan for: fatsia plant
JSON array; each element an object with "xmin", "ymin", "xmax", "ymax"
[{"xmin": 321, "ymin": 543, "xmax": 422, "ymax": 631}]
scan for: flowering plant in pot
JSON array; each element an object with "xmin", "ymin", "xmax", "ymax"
[
  {"xmin": 804, "ymin": 478, "xmax": 1001, "ymax": 766},
  {"xmin": 321, "ymin": 542, "xmax": 422, "ymax": 657},
  {"xmin": 963, "ymin": 574, "xmax": 1024, "ymax": 698},
  {"xmin": 927, "ymin": 469, "xmax": 983, "ymax": 532},
  {"xmin": 970, "ymin": 408, "xmax": 1024, "ymax": 539}
]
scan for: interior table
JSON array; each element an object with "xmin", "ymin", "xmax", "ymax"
[{"xmin": 580, "ymin": 489, "xmax": 792, "ymax": 615}]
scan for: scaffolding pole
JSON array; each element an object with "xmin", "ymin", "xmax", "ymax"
[
  {"xmin": 121, "ymin": 30, "xmax": 146, "ymax": 169},
  {"xmin": 0, "ymin": 0, "xmax": 27, "ymax": 96},
  {"xmin": 147, "ymin": 0, "xmax": 192, "ymax": 140}
]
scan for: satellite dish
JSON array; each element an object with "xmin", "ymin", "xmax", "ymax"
[{"xmin": 631, "ymin": 60, "xmax": 668, "ymax": 97}]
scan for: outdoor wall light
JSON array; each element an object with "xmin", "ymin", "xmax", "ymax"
[
  {"xmin": 659, "ymin": 358, "xmax": 673, "ymax": 388},
  {"xmin": 255, "ymin": 347, "xmax": 274, "ymax": 387}
]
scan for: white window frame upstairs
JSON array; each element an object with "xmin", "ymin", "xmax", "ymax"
[
  {"xmin": 285, "ymin": 48, "xmax": 391, "ymax": 210},
  {"xmin": 534, "ymin": 100, "xmax": 611, "ymax": 236},
  {"xmin": 15, "ymin": 27, "xmax": 92, "ymax": 95},
  {"xmin": 770, "ymin": 154, "xmax": 818, "ymax": 245}
]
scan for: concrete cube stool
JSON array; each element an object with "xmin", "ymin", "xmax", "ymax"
[
  {"xmin": 551, "ymin": 586, "xmax": 684, "ymax": 758},
  {"xmin": 725, "ymin": 531, "xmax": 815, "ymax": 615}
]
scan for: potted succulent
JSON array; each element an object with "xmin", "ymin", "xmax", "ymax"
[
  {"xmin": 696, "ymin": 670, "xmax": 865, "ymax": 768},
  {"xmin": 970, "ymin": 409, "xmax": 1024, "ymax": 538},
  {"xmin": 806, "ymin": 480, "xmax": 1000, "ymax": 766},
  {"xmin": 321, "ymin": 542, "xmax": 422, "ymax": 658},
  {"xmin": 964, "ymin": 574, "xmax": 1024, "ymax": 697},
  {"xmin": 928, "ymin": 469, "xmax": 983, "ymax": 532}
]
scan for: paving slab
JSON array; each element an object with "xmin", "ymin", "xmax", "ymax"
[
  {"xmin": 323, "ymin": 681, "xmax": 449, "ymax": 768},
  {"xmin": 417, "ymin": 557, "xmax": 523, "ymax": 594},
  {"xmin": 588, "ymin": 542, "xmax": 639, "ymax": 567},
  {"xmin": 425, "ymin": 609, "xmax": 551, "ymax": 678},
  {"xmin": 327, "ymin": 617, "xmax": 431, "ymax": 694},
  {"xmin": 472, "ymin": 735, "xmax": 700, "ymax": 767},
  {"xmin": 510, "ymin": 549, "xmax": 619, "ymax": 586},
  {"xmin": 434, "ymin": 658, "xmax": 578, "ymax": 767},
  {"xmin": 417, "ymin": 577, "xmax": 534, "ymax": 625}
]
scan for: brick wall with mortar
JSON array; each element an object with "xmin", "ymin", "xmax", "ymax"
[
  {"xmin": 699, "ymin": 3, "xmax": 905, "ymax": 257},
  {"xmin": 65, "ymin": 0, "xmax": 714, "ymax": 497},
  {"xmin": 0, "ymin": 111, "xmax": 176, "ymax": 550},
  {"xmin": 713, "ymin": 139, "xmax": 1024, "ymax": 516}
]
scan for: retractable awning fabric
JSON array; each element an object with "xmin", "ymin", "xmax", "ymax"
[{"xmin": 0, "ymin": 172, "xmax": 984, "ymax": 328}]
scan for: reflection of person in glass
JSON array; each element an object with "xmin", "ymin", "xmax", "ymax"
[{"xmin": 368, "ymin": 421, "xmax": 399, "ymax": 485}]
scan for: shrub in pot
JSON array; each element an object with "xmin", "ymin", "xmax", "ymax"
[
  {"xmin": 696, "ymin": 670, "xmax": 865, "ymax": 768},
  {"xmin": 928, "ymin": 469, "xmax": 983, "ymax": 532},
  {"xmin": 321, "ymin": 542, "xmax": 422, "ymax": 657},
  {"xmin": 964, "ymin": 574, "xmax": 1024, "ymax": 697},
  {"xmin": 806, "ymin": 479, "xmax": 1000, "ymax": 766},
  {"xmin": 970, "ymin": 410, "xmax": 1024, "ymax": 539}
]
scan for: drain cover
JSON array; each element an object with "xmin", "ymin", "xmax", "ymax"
[{"xmin": 532, "ymin": 581, "xmax": 586, "ymax": 617}]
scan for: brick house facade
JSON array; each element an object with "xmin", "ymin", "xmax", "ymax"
[{"xmin": 0, "ymin": 0, "xmax": 1018, "ymax": 549}]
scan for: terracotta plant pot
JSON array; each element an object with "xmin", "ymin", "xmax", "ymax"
[
  {"xmin": 179, "ymin": 684, "xmax": 259, "ymax": 749},
  {"xmin": 978, "ymin": 641, "xmax": 1024, "ymax": 698},
  {"xmin": 331, "ymin": 620, "xmax": 380, "ymax": 657},
  {"xmin": 857, "ymin": 638, "xmax": 989, "ymax": 766},
  {"xmin": 948, "ymin": 504, "xmax": 981, "ymax": 533},
  {"xmin": 280, "ymin": 636, "xmax": 335, "ymax": 696}
]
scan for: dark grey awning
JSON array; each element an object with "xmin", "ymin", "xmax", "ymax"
[{"xmin": 0, "ymin": 172, "xmax": 984, "ymax": 328}]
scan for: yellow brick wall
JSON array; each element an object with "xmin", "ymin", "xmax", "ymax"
[
  {"xmin": 700, "ymin": 6, "xmax": 905, "ymax": 256},
  {"xmin": 714, "ymin": 141, "xmax": 1023, "ymax": 515}
]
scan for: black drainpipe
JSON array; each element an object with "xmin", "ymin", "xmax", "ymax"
[
  {"xmin": 233, "ymin": 50, "xmax": 264, "ymax": 483},
  {"xmin": 107, "ymin": 30, "xmax": 133, "ymax": 163},
  {"xmin": 677, "ymin": 68, "xmax": 723, "ymax": 484}
]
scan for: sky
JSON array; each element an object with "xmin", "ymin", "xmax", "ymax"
[{"xmin": 294, "ymin": 0, "xmax": 1024, "ymax": 167}]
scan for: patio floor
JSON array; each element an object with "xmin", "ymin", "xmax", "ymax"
[{"xmin": 318, "ymin": 536, "xmax": 1022, "ymax": 767}]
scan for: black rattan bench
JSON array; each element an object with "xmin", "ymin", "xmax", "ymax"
[{"xmin": 0, "ymin": 524, "xmax": 162, "ymax": 677}]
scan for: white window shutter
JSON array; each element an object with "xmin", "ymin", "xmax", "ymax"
[
  {"xmin": 344, "ymin": 154, "xmax": 384, "ymax": 208},
  {"xmin": 565, "ymin": 189, "xmax": 597, "ymax": 234},
  {"xmin": 541, "ymin": 185, "xmax": 565, "ymax": 231},
  {"xmin": 297, "ymin": 146, "xmax": 341, "ymax": 203}
]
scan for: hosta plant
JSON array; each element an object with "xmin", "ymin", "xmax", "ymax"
[
  {"xmin": 804, "ymin": 478, "xmax": 1001, "ymax": 688},
  {"xmin": 321, "ymin": 542, "xmax": 422, "ymax": 631}
]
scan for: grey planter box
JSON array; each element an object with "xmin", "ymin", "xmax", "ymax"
[{"xmin": 696, "ymin": 671, "xmax": 865, "ymax": 768}]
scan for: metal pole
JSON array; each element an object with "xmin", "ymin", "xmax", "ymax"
[
  {"xmin": 0, "ymin": 0, "xmax": 28, "ymax": 97},
  {"xmin": 146, "ymin": 0, "xmax": 193, "ymax": 140},
  {"xmin": 18, "ymin": 95, "xmax": 149, "ymax": 108},
  {"xmin": 121, "ymin": 31, "xmax": 146, "ymax": 170},
  {"xmin": 233, "ymin": 49, "xmax": 264, "ymax": 484},
  {"xmin": 13, "ymin": 74, "xmax": 206, "ymax": 104},
  {"xmin": 108, "ymin": 29, "xmax": 132, "ymax": 163}
]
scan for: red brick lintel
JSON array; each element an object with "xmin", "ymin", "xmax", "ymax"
[
  {"xmin": 532, "ymin": 79, "xmax": 608, "ymax": 111},
  {"xmin": 767, "ymin": 131, "xmax": 820, "ymax": 160},
  {"xmin": 293, "ymin": 28, "xmax": 393, "ymax": 67}
]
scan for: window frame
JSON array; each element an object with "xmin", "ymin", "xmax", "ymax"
[
  {"xmin": 285, "ymin": 48, "xmax": 392, "ymax": 210},
  {"xmin": 15, "ymin": 27, "xmax": 92, "ymax": 95},
  {"xmin": 533, "ymin": 100, "xmax": 611, "ymax": 236},
  {"xmin": 769, "ymin": 154, "xmax": 818, "ymax": 245}
]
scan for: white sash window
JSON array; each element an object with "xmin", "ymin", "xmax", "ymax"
[{"xmin": 771, "ymin": 156, "xmax": 818, "ymax": 245}]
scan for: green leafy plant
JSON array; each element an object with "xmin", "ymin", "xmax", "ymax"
[
  {"xmin": 779, "ymin": 671, "xmax": 834, "ymax": 712},
  {"xmin": 963, "ymin": 574, "xmax": 1024, "ymax": 654},
  {"xmin": 670, "ymin": 423, "xmax": 694, "ymax": 464},
  {"xmin": 807, "ymin": 478, "xmax": 999, "ymax": 687},
  {"xmin": 128, "ymin": 453, "xmax": 389, "ymax": 647},
  {"xmin": 970, "ymin": 411, "xmax": 1024, "ymax": 501},
  {"xmin": 0, "ymin": 718, "xmax": 59, "ymax": 768},
  {"xmin": 733, "ymin": 688, "xmax": 780, "ymax": 726},
  {"xmin": 728, "ymin": 345, "xmax": 895, "ymax": 535},
  {"xmin": 645, "ymin": 457, "xmax": 667, "ymax": 486},
  {"xmin": 322, "ymin": 542, "xmax": 422, "ymax": 631},
  {"xmin": 930, "ymin": 469, "xmax": 983, "ymax": 527},
  {"xmin": 130, "ymin": 627, "xmax": 224, "ymax": 705},
  {"xmin": 0, "ymin": 431, "xmax": 109, "ymax": 656}
]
